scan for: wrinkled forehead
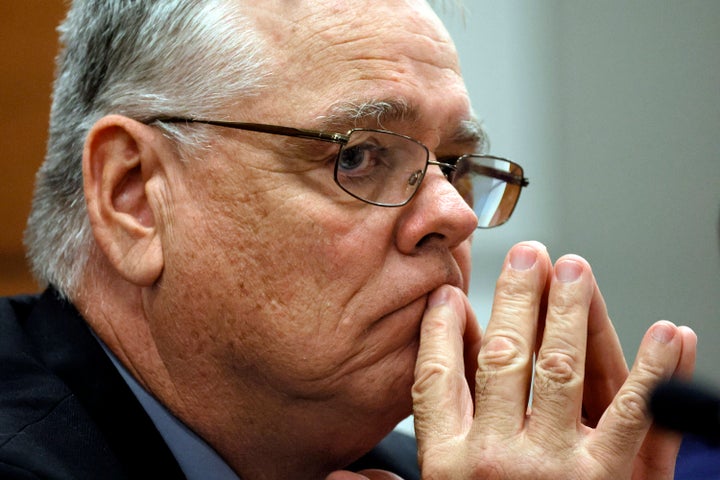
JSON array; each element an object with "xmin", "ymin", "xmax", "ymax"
[
  {"xmin": 241, "ymin": 0, "xmax": 467, "ymax": 126},
  {"xmin": 248, "ymin": 0, "xmax": 452, "ymax": 46}
]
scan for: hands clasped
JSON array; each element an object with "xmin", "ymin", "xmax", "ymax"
[
  {"xmin": 330, "ymin": 241, "xmax": 696, "ymax": 480},
  {"xmin": 411, "ymin": 241, "xmax": 696, "ymax": 479}
]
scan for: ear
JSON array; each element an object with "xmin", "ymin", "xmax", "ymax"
[{"xmin": 83, "ymin": 115, "xmax": 166, "ymax": 286}]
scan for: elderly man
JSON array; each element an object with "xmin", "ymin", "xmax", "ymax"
[{"xmin": 0, "ymin": 1, "xmax": 696, "ymax": 479}]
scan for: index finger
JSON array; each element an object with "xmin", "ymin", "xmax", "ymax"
[{"xmin": 412, "ymin": 285, "xmax": 478, "ymax": 448}]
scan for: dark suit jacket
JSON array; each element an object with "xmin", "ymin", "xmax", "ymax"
[{"xmin": 0, "ymin": 289, "xmax": 419, "ymax": 479}]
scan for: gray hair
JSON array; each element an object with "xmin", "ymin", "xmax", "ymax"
[{"xmin": 24, "ymin": 0, "xmax": 269, "ymax": 299}]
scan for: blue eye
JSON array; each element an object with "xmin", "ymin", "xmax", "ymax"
[
  {"xmin": 338, "ymin": 144, "xmax": 383, "ymax": 176},
  {"xmin": 338, "ymin": 146, "xmax": 369, "ymax": 171}
]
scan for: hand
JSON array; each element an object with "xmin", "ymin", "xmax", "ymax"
[
  {"xmin": 326, "ymin": 469, "xmax": 404, "ymax": 479},
  {"xmin": 412, "ymin": 241, "xmax": 697, "ymax": 479}
]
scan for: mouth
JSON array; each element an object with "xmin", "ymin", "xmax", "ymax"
[
  {"xmin": 365, "ymin": 261, "xmax": 465, "ymax": 328},
  {"xmin": 372, "ymin": 267, "xmax": 466, "ymax": 355},
  {"xmin": 363, "ymin": 287, "xmax": 444, "ymax": 357},
  {"xmin": 331, "ymin": 257, "xmax": 466, "ymax": 373},
  {"xmin": 372, "ymin": 293, "xmax": 429, "ymax": 330}
]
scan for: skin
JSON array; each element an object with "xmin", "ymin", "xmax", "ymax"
[{"xmin": 76, "ymin": 1, "xmax": 696, "ymax": 479}]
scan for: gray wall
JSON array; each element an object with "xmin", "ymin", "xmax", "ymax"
[{"xmin": 437, "ymin": 1, "xmax": 720, "ymax": 385}]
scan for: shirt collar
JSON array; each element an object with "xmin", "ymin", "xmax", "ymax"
[{"xmin": 97, "ymin": 339, "xmax": 242, "ymax": 480}]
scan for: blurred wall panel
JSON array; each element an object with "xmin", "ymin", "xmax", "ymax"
[{"xmin": 0, "ymin": 2, "xmax": 66, "ymax": 295}]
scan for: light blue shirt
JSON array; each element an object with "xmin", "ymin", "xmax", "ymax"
[{"xmin": 99, "ymin": 341, "xmax": 241, "ymax": 480}]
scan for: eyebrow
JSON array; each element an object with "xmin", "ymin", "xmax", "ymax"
[
  {"xmin": 316, "ymin": 98, "xmax": 418, "ymax": 131},
  {"xmin": 315, "ymin": 98, "xmax": 488, "ymax": 152},
  {"xmin": 453, "ymin": 116, "xmax": 488, "ymax": 152}
]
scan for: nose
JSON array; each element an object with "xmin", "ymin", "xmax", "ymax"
[{"xmin": 395, "ymin": 165, "xmax": 478, "ymax": 254}]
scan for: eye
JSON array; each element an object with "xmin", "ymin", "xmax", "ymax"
[{"xmin": 338, "ymin": 143, "xmax": 383, "ymax": 176}]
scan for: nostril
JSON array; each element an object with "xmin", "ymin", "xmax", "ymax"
[{"xmin": 416, "ymin": 232, "xmax": 445, "ymax": 249}]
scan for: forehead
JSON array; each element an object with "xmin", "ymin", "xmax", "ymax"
[
  {"xmin": 252, "ymin": 0, "xmax": 452, "ymax": 49},
  {"xmin": 243, "ymin": 0, "xmax": 471, "ymax": 136}
]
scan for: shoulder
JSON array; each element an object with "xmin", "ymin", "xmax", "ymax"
[
  {"xmin": 0, "ymin": 291, "xmax": 91, "ymax": 477},
  {"xmin": 0, "ymin": 289, "xmax": 183, "ymax": 479},
  {"xmin": 0, "ymin": 292, "xmax": 40, "ymax": 335}
]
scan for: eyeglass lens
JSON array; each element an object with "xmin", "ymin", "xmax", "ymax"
[
  {"xmin": 335, "ymin": 129, "xmax": 428, "ymax": 207},
  {"xmin": 334, "ymin": 129, "xmax": 524, "ymax": 229},
  {"xmin": 451, "ymin": 156, "xmax": 523, "ymax": 228}
]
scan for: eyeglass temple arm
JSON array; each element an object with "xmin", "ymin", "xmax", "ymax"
[{"xmin": 429, "ymin": 160, "xmax": 529, "ymax": 187}]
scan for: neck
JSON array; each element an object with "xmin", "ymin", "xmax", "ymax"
[{"xmin": 75, "ymin": 267, "xmax": 392, "ymax": 479}]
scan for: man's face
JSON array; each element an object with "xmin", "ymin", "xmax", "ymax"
[{"xmin": 150, "ymin": 0, "xmax": 479, "ymax": 451}]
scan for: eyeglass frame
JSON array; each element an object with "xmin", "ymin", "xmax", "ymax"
[{"xmin": 146, "ymin": 117, "xmax": 529, "ymax": 227}]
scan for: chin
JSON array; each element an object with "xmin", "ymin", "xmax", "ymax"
[
  {"xmin": 308, "ymin": 355, "xmax": 417, "ymax": 473},
  {"xmin": 364, "ymin": 340, "xmax": 417, "ymax": 421}
]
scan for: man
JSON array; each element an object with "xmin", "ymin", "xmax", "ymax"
[{"xmin": 1, "ymin": 1, "xmax": 697, "ymax": 479}]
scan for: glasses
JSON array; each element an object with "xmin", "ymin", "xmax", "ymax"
[{"xmin": 150, "ymin": 117, "xmax": 529, "ymax": 228}]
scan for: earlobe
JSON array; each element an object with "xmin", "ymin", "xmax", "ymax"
[{"xmin": 83, "ymin": 115, "xmax": 165, "ymax": 286}]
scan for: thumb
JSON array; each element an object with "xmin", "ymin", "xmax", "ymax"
[{"xmin": 326, "ymin": 469, "xmax": 404, "ymax": 480}]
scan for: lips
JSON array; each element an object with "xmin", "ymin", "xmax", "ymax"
[
  {"xmin": 375, "ymin": 264, "xmax": 464, "ymax": 323},
  {"xmin": 330, "ymin": 253, "xmax": 465, "ymax": 366},
  {"xmin": 363, "ymin": 267, "xmax": 464, "ymax": 349}
]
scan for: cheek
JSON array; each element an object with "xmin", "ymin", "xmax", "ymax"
[
  {"xmin": 157, "ymin": 157, "xmax": 411, "ymax": 409},
  {"xmin": 316, "ymin": 217, "xmax": 386, "ymax": 282},
  {"xmin": 232, "ymin": 216, "xmax": 409, "ymax": 399},
  {"xmin": 167, "ymin": 188, "xmax": 389, "ymax": 367}
]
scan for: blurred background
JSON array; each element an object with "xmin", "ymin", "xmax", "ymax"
[
  {"xmin": 439, "ymin": 0, "xmax": 720, "ymax": 387},
  {"xmin": 1, "ymin": 0, "xmax": 718, "ymax": 412},
  {"xmin": 0, "ymin": 3, "xmax": 66, "ymax": 294}
]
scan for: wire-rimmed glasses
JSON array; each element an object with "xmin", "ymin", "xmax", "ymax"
[{"xmin": 149, "ymin": 117, "xmax": 529, "ymax": 228}]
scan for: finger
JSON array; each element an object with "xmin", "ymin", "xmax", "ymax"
[
  {"xmin": 634, "ymin": 423, "xmax": 683, "ymax": 479},
  {"xmin": 326, "ymin": 471, "xmax": 369, "ymax": 480},
  {"xmin": 355, "ymin": 470, "xmax": 404, "ymax": 480},
  {"xmin": 582, "ymin": 281, "xmax": 629, "ymax": 426},
  {"xmin": 325, "ymin": 470, "xmax": 404, "ymax": 480},
  {"xmin": 675, "ymin": 326, "xmax": 697, "ymax": 379},
  {"xmin": 412, "ymin": 285, "xmax": 474, "ymax": 448},
  {"xmin": 591, "ymin": 321, "xmax": 684, "ymax": 476},
  {"xmin": 633, "ymin": 325, "xmax": 698, "ymax": 478},
  {"xmin": 463, "ymin": 297, "xmax": 483, "ymax": 403},
  {"xmin": 530, "ymin": 255, "xmax": 594, "ymax": 438},
  {"xmin": 472, "ymin": 241, "xmax": 551, "ymax": 435}
]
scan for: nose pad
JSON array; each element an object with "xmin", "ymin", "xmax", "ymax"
[{"xmin": 408, "ymin": 169, "xmax": 424, "ymax": 187}]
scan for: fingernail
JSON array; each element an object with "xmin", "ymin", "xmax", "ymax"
[
  {"xmin": 509, "ymin": 245, "xmax": 537, "ymax": 271},
  {"xmin": 651, "ymin": 322, "xmax": 676, "ymax": 344},
  {"xmin": 556, "ymin": 260, "xmax": 583, "ymax": 283},
  {"xmin": 427, "ymin": 287, "xmax": 451, "ymax": 309}
]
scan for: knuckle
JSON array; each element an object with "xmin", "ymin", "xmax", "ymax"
[
  {"xmin": 548, "ymin": 288, "xmax": 589, "ymax": 318},
  {"xmin": 495, "ymin": 274, "xmax": 540, "ymax": 306},
  {"xmin": 468, "ymin": 462, "xmax": 507, "ymax": 480},
  {"xmin": 634, "ymin": 355, "xmax": 670, "ymax": 380},
  {"xmin": 412, "ymin": 360, "xmax": 453, "ymax": 399},
  {"xmin": 477, "ymin": 334, "xmax": 528, "ymax": 370},
  {"xmin": 418, "ymin": 442, "xmax": 470, "ymax": 480},
  {"xmin": 612, "ymin": 386, "xmax": 650, "ymax": 424},
  {"xmin": 535, "ymin": 350, "xmax": 580, "ymax": 386},
  {"xmin": 548, "ymin": 293, "xmax": 577, "ymax": 318},
  {"xmin": 422, "ymin": 454, "xmax": 506, "ymax": 480},
  {"xmin": 419, "ymin": 457, "xmax": 457, "ymax": 480},
  {"xmin": 421, "ymin": 308, "xmax": 453, "ymax": 337}
]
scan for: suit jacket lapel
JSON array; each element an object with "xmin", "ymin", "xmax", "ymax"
[{"xmin": 25, "ymin": 288, "xmax": 186, "ymax": 478}]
